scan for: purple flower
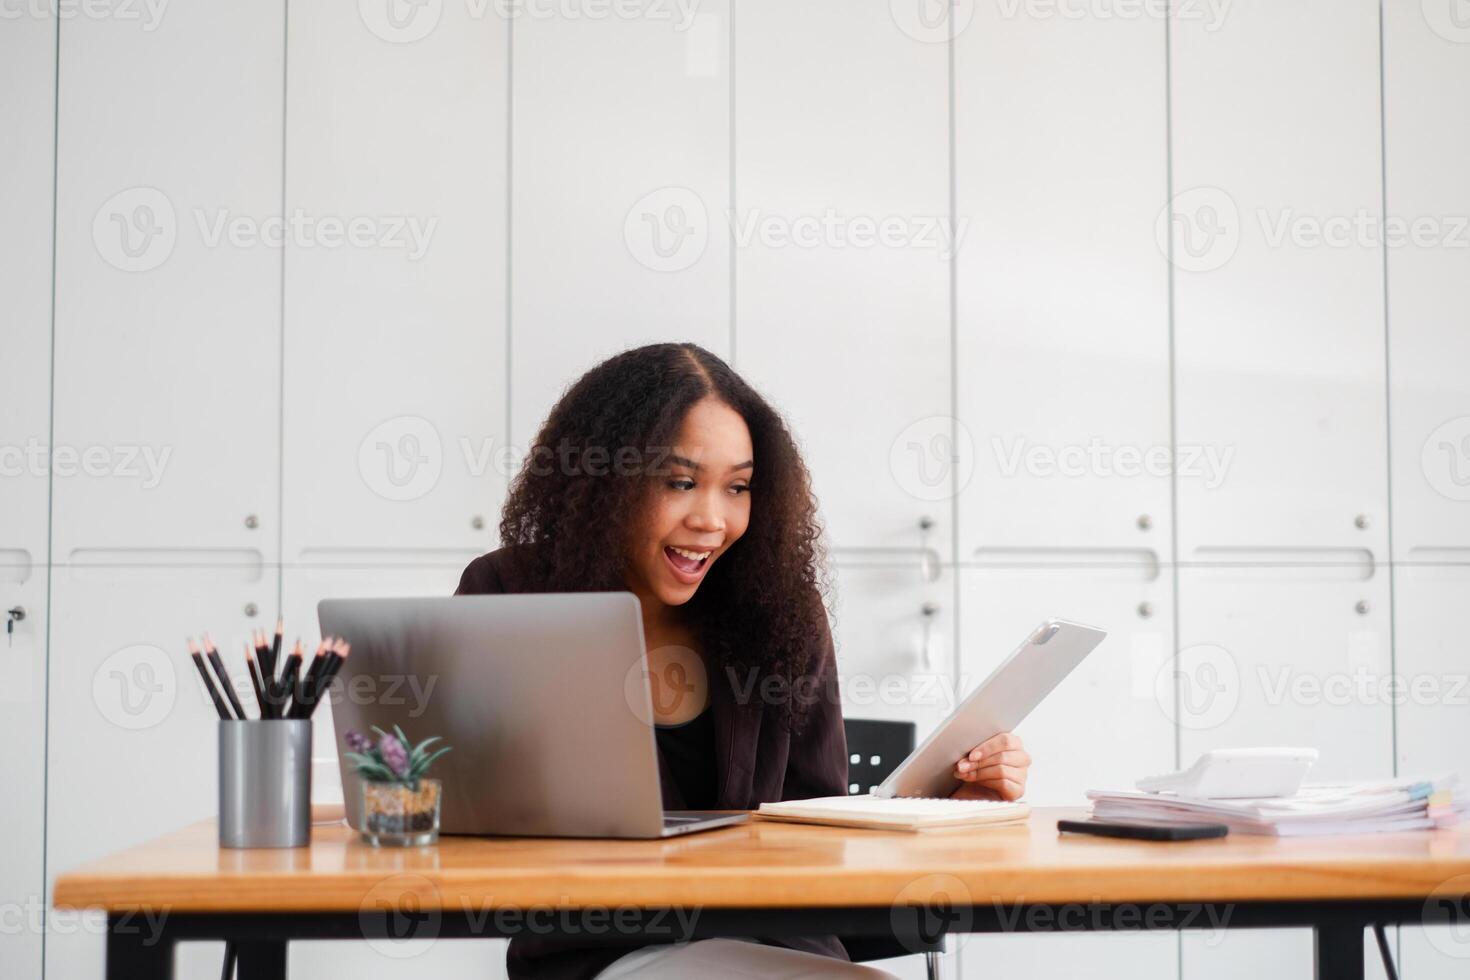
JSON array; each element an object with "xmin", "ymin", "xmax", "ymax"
[
  {"xmin": 379, "ymin": 733, "xmax": 409, "ymax": 777},
  {"xmin": 344, "ymin": 729, "xmax": 373, "ymax": 754}
]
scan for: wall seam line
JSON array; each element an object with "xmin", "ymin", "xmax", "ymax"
[
  {"xmin": 1163, "ymin": 8, "xmax": 1184, "ymax": 977},
  {"xmin": 1376, "ymin": 0, "xmax": 1398, "ymax": 786},
  {"xmin": 277, "ymin": 0, "xmax": 289, "ymax": 611},
  {"xmin": 41, "ymin": 8, "xmax": 62, "ymax": 976}
]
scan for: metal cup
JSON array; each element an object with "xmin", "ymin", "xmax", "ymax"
[{"xmin": 218, "ymin": 720, "xmax": 312, "ymax": 848}]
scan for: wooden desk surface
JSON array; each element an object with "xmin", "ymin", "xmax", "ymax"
[{"xmin": 53, "ymin": 807, "xmax": 1470, "ymax": 914}]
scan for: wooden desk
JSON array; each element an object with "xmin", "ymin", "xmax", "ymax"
[{"xmin": 54, "ymin": 807, "xmax": 1470, "ymax": 980}]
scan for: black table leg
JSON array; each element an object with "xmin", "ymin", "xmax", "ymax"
[
  {"xmin": 234, "ymin": 940, "xmax": 288, "ymax": 980},
  {"xmin": 1315, "ymin": 925, "xmax": 1365, "ymax": 980},
  {"xmin": 106, "ymin": 913, "xmax": 173, "ymax": 980}
]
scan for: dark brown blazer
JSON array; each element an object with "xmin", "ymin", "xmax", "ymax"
[{"xmin": 454, "ymin": 546, "xmax": 852, "ymax": 980}]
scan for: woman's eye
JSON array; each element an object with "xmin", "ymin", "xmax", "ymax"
[
  {"xmin": 669, "ymin": 479, "xmax": 695, "ymax": 491},
  {"xmin": 730, "ymin": 484, "xmax": 750, "ymax": 495}
]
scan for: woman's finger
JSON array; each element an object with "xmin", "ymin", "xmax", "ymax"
[
  {"xmin": 954, "ymin": 749, "xmax": 1030, "ymax": 774},
  {"xmin": 966, "ymin": 732, "xmax": 1023, "ymax": 762},
  {"xmin": 953, "ymin": 763, "xmax": 1026, "ymax": 784}
]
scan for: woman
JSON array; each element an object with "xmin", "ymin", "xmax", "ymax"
[{"xmin": 456, "ymin": 343, "xmax": 1031, "ymax": 979}]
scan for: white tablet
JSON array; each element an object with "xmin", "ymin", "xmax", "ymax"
[{"xmin": 873, "ymin": 619, "xmax": 1106, "ymax": 799}]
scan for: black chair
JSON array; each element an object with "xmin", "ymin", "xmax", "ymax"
[{"xmin": 839, "ymin": 718, "xmax": 943, "ymax": 980}]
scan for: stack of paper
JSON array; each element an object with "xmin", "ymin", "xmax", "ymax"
[{"xmin": 1086, "ymin": 776, "xmax": 1467, "ymax": 836}]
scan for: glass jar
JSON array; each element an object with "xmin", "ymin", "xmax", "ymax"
[{"xmin": 360, "ymin": 778, "xmax": 441, "ymax": 847}]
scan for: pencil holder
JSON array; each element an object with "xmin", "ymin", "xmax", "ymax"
[{"xmin": 218, "ymin": 720, "xmax": 312, "ymax": 848}]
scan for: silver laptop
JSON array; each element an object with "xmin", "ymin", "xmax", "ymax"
[{"xmin": 318, "ymin": 593, "xmax": 747, "ymax": 839}]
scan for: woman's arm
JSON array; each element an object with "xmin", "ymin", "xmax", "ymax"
[{"xmin": 779, "ymin": 618, "xmax": 849, "ymax": 801}]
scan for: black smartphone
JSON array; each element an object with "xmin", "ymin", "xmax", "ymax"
[{"xmin": 1056, "ymin": 819, "xmax": 1229, "ymax": 841}]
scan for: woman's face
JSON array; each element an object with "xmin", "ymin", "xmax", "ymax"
[{"xmin": 626, "ymin": 396, "xmax": 753, "ymax": 607}]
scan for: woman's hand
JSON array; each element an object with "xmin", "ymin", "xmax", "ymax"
[{"xmin": 949, "ymin": 732, "xmax": 1030, "ymax": 801}]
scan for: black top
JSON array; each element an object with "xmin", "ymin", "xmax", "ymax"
[{"xmin": 654, "ymin": 707, "xmax": 718, "ymax": 809}]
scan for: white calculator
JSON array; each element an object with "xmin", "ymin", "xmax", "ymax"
[{"xmin": 1136, "ymin": 748, "xmax": 1319, "ymax": 799}]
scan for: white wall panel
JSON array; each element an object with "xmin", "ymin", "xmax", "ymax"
[
  {"xmin": 956, "ymin": 0, "xmax": 1171, "ymax": 557},
  {"xmin": 1383, "ymin": 0, "xmax": 1470, "ymax": 567},
  {"xmin": 283, "ymin": 0, "xmax": 509, "ymax": 559},
  {"xmin": 1169, "ymin": 0, "xmax": 1388, "ymax": 558},
  {"xmin": 51, "ymin": 4, "xmax": 284, "ymax": 557},
  {"xmin": 0, "ymin": 9, "xmax": 55, "ymax": 977},
  {"xmin": 510, "ymin": 2, "xmax": 731, "ymax": 449},
  {"xmin": 734, "ymin": 0, "xmax": 951, "ymax": 556}
]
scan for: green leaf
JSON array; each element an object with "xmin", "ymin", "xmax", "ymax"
[
  {"xmin": 408, "ymin": 736, "xmax": 442, "ymax": 767},
  {"xmin": 392, "ymin": 724, "xmax": 410, "ymax": 749},
  {"xmin": 352, "ymin": 761, "xmax": 396, "ymax": 782},
  {"xmin": 345, "ymin": 752, "xmax": 391, "ymax": 777},
  {"xmin": 415, "ymin": 746, "xmax": 452, "ymax": 775}
]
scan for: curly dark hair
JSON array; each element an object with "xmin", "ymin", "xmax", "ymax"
[{"xmin": 498, "ymin": 342, "xmax": 830, "ymax": 721}]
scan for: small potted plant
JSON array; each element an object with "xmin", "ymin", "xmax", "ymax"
[{"xmin": 344, "ymin": 726, "xmax": 452, "ymax": 847}]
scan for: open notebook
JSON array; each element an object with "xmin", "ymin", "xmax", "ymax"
[{"xmin": 756, "ymin": 795, "xmax": 1030, "ymax": 832}]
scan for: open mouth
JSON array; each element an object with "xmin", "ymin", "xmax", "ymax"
[{"xmin": 663, "ymin": 545, "xmax": 713, "ymax": 581}]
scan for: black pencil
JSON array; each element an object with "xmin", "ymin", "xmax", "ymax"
[
  {"xmin": 267, "ymin": 618, "xmax": 283, "ymax": 692},
  {"xmin": 203, "ymin": 634, "xmax": 246, "ymax": 721},
  {"xmin": 289, "ymin": 640, "xmax": 330, "ymax": 719},
  {"xmin": 254, "ymin": 629, "xmax": 276, "ymax": 717},
  {"xmin": 278, "ymin": 639, "xmax": 303, "ymax": 717},
  {"xmin": 300, "ymin": 638, "xmax": 344, "ymax": 719},
  {"xmin": 245, "ymin": 644, "xmax": 267, "ymax": 719},
  {"xmin": 252, "ymin": 631, "xmax": 273, "ymax": 717},
  {"xmin": 306, "ymin": 639, "xmax": 349, "ymax": 720},
  {"xmin": 187, "ymin": 638, "xmax": 232, "ymax": 720}
]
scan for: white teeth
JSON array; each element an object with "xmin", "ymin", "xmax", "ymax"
[{"xmin": 669, "ymin": 546, "xmax": 711, "ymax": 561}]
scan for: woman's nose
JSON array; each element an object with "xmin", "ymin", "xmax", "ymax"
[{"xmin": 685, "ymin": 508, "xmax": 726, "ymax": 533}]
